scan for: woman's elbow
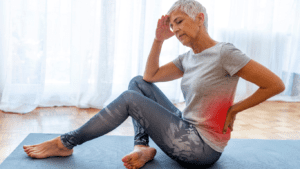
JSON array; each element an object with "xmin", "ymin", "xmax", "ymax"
[
  {"xmin": 274, "ymin": 81, "xmax": 285, "ymax": 93},
  {"xmin": 142, "ymin": 77, "xmax": 153, "ymax": 83}
]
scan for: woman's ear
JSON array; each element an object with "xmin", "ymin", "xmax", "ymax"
[{"xmin": 196, "ymin": 13, "xmax": 205, "ymax": 27}]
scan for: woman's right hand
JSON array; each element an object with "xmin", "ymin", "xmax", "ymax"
[{"xmin": 155, "ymin": 15, "xmax": 174, "ymax": 42}]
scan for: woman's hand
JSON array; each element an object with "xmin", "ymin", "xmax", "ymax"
[
  {"xmin": 223, "ymin": 106, "xmax": 237, "ymax": 134},
  {"xmin": 155, "ymin": 15, "xmax": 174, "ymax": 42}
]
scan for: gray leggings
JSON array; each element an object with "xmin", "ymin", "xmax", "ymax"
[{"xmin": 60, "ymin": 75, "xmax": 222, "ymax": 167}]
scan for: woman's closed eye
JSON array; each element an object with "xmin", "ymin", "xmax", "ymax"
[{"xmin": 170, "ymin": 20, "xmax": 183, "ymax": 30}]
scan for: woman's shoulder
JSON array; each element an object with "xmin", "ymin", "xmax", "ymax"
[
  {"xmin": 221, "ymin": 42, "xmax": 244, "ymax": 50},
  {"xmin": 219, "ymin": 42, "xmax": 235, "ymax": 49},
  {"xmin": 178, "ymin": 50, "xmax": 192, "ymax": 58},
  {"xmin": 219, "ymin": 42, "xmax": 240, "ymax": 55}
]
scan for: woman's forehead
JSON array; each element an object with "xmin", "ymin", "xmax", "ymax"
[{"xmin": 169, "ymin": 9, "xmax": 188, "ymax": 22}]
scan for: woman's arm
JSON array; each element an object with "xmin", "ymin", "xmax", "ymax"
[
  {"xmin": 223, "ymin": 59, "xmax": 285, "ymax": 133},
  {"xmin": 231, "ymin": 59, "xmax": 285, "ymax": 114},
  {"xmin": 143, "ymin": 39, "xmax": 164, "ymax": 81},
  {"xmin": 232, "ymin": 87, "xmax": 284, "ymax": 114},
  {"xmin": 143, "ymin": 15, "xmax": 174, "ymax": 81}
]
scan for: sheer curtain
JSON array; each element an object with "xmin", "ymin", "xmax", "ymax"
[
  {"xmin": 203, "ymin": 0, "xmax": 300, "ymax": 102},
  {"xmin": 0, "ymin": 0, "xmax": 299, "ymax": 114}
]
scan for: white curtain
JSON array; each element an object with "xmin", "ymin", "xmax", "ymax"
[
  {"xmin": 0, "ymin": 0, "xmax": 299, "ymax": 114},
  {"xmin": 204, "ymin": 0, "xmax": 300, "ymax": 102}
]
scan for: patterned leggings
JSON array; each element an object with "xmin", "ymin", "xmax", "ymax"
[{"xmin": 60, "ymin": 75, "xmax": 222, "ymax": 167}]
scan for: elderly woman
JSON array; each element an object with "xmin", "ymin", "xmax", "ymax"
[{"xmin": 23, "ymin": 0, "xmax": 285, "ymax": 168}]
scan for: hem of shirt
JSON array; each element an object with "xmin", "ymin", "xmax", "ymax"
[
  {"xmin": 230, "ymin": 58, "xmax": 251, "ymax": 77},
  {"xmin": 172, "ymin": 60, "xmax": 184, "ymax": 72},
  {"xmin": 195, "ymin": 128, "xmax": 225, "ymax": 153}
]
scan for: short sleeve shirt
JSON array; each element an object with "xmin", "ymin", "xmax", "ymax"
[{"xmin": 172, "ymin": 42, "xmax": 251, "ymax": 153}]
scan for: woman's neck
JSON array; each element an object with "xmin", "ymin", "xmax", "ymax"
[{"xmin": 191, "ymin": 31, "xmax": 218, "ymax": 54}]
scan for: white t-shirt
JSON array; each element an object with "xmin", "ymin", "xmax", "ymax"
[{"xmin": 172, "ymin": 42, "xmax": 251, "ymax": 153}]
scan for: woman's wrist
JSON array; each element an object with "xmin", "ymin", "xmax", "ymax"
[{"xmin": 154, "ymin": 38, "xmax": 164, "ymax": 43}]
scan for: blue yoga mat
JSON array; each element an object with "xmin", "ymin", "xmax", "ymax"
[{"xmin": 1, "ymin": 133, "xmax": 299, "ymax": 168}]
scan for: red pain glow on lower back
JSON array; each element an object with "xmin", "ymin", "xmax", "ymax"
[{"xmin": 201, "ymin": 96, "xmax": 233, "ymax": 133}]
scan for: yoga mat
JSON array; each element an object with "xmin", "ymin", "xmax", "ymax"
[{"xmin": 1, "ymin": 133, "xmax": 299, "ymax": 169}]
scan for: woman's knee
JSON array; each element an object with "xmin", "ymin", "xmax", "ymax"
[
  {"xmin": 129, "ymin": 75, "xmax": 145, "ymax": 85},
  {"xmin": 121, "ymin": 90, "xmax": 142, "ymax": 103}
]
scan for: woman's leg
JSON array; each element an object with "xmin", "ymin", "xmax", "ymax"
[
  {"xmin": 59, "ymin": 90, "xmax": 221, "ymax": 167},
  {"xmin": 122, "ymin": 75, "xmax": 183, "ymax": 168},
  {"xmin": 127, "ymin": 75, "xmax": 182, "ymax": 147},
  {"xmin": 24, "ymin": 75, "xmax": 221, "ymax": 167}
]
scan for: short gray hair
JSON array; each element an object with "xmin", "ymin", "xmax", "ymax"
[{"xmin": 167, "ymin": 0, "xmax": 208, "ymax": 30}]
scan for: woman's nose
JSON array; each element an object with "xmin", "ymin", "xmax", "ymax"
[{"xmin": 172, "ymin": 25, "xmax": 179, "ymax": 33}]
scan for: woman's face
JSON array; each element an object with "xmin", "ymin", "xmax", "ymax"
[{"xmin": 168, "ymin": 9, "xmax": 203, "ymax": 47}]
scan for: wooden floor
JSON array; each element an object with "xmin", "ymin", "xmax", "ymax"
[{"xmin": 0, "ymin": 101, "xmax": 300, "ymax": 164}]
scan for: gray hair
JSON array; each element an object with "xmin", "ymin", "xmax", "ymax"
[{"xmin": 167, "ymin": 0, "xmax": 208, "ymax": 30}]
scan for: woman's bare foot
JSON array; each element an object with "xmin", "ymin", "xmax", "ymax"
[
  {"xmin": 122, "ymin": 145, "xmax": 157, "ymax": 169},
  {"xmin": 23, "ymin": 136, "xmax": 73, "ymax": 159}
]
